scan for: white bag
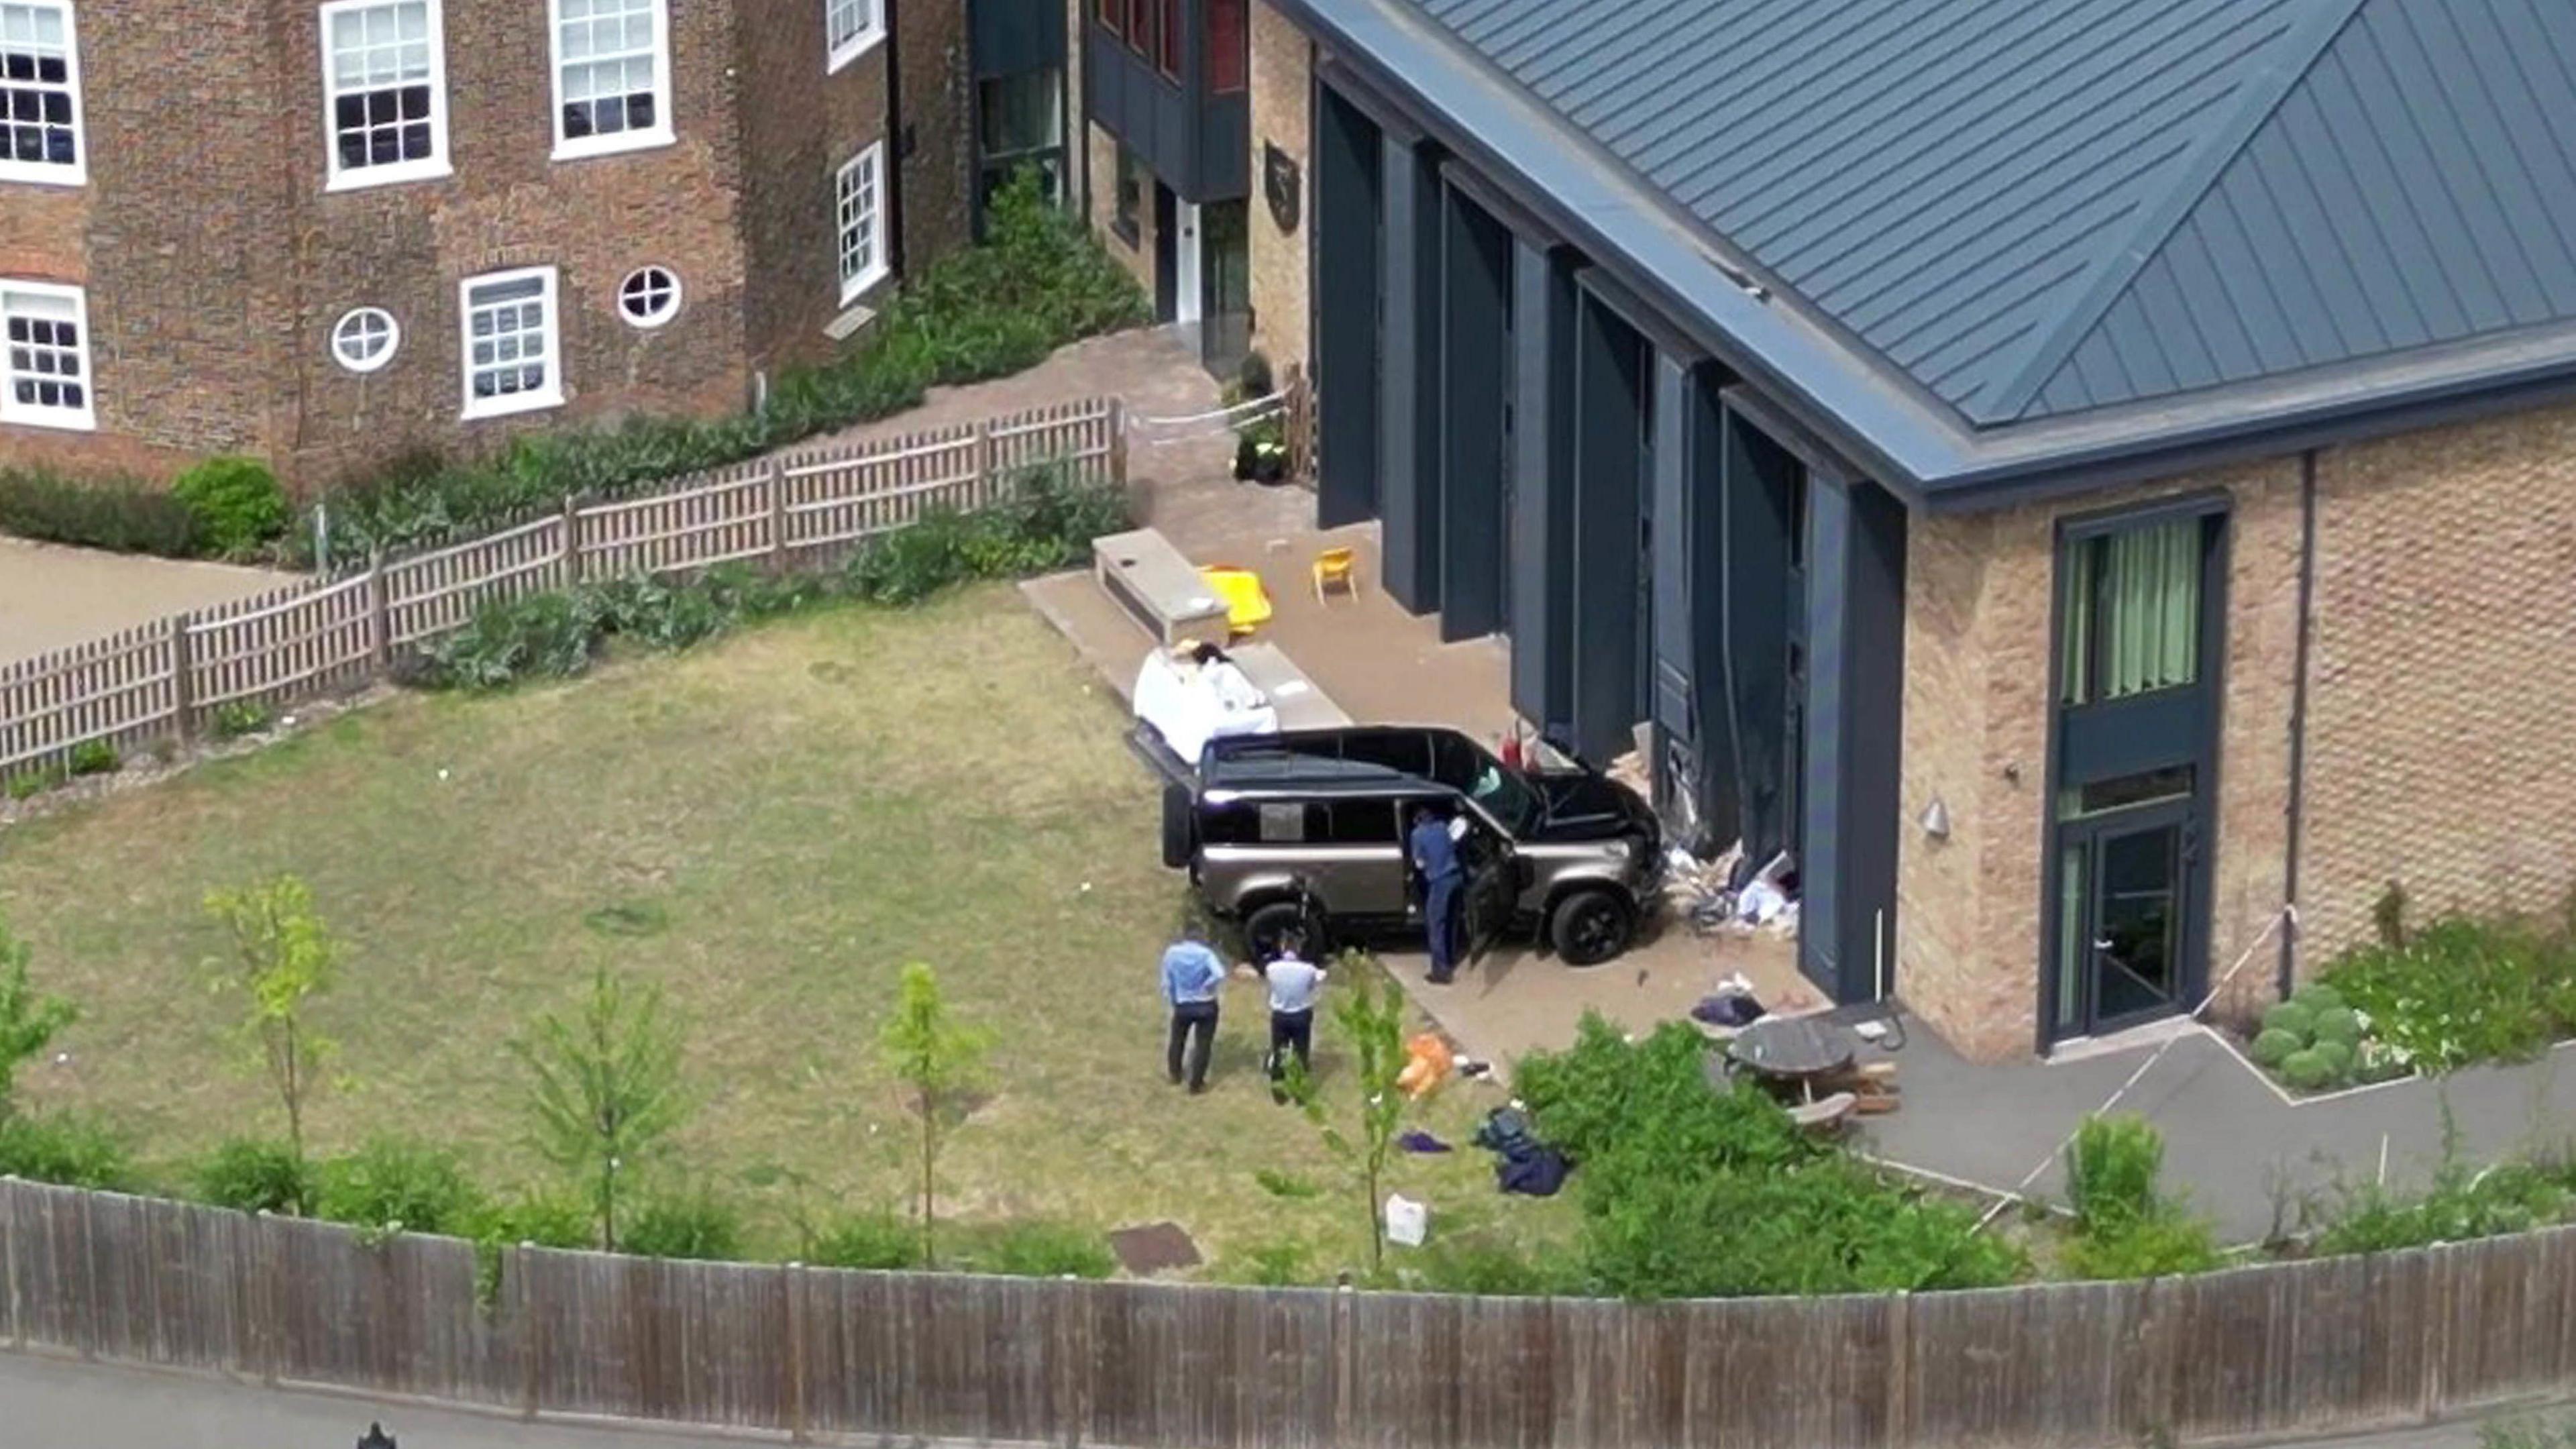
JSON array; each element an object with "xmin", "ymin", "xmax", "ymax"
[{"xmin": 1384, "ymin": 1193, "xmax": 1429, "ymax": 1248}]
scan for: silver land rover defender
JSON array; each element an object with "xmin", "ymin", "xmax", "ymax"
[{"xmin": 1148, "ymin": 725, "xmax": 1662, "ymax": 966}]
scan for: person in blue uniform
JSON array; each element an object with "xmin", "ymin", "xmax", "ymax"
[{"xmin": 1409, "ymin": 803, "xmax": 1464, "ymax": 984}]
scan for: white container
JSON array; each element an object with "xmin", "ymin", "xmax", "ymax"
[{"xmin": 1385, "ymin": 1193, "xmax": 1429, "ymax": 1248}]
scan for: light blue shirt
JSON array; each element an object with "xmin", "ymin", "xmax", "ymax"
[
  {"xmin": 1264, "ymin": 955, "xmax": 1326, "ymax": 1014},
  {"xmin": 1161, "ymin": 940, "xmax": 1226, "ymax": 1006}
]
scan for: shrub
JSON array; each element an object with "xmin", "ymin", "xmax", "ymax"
[
  {"xmin": 1223, "ymin": 1240, "xmax": 1312, "ymax": 1287},
  {"xmin": 171, "ymin": 456, "xmax": 288, "ymax": 557},
  {"xmin": 2060, "ymin": 1210, "xmax": 2223, "ymax": 1280},
  {"xmin": 2261, "ymin": 1000, "xmax": 2314, "ymax": 1040},
  {"xmin": 2308, "ymin": 1006, "xmax": 2362, "ymax": 1046},
  {"xmin": 2280, "ymin": 1049, "xmax": 2333, "ymax": 1092},
  {"xmin": 305, "ymin": 170, "xmax": 1147, "ymax": 559},
  {"xmin": 2291, "ymin": 983, "xmax": 2346, "ymax": 1014},
  {"xmin": 0, "ymin": 467, "xmax": 204, "ymax": 557},
  {"xmin": 65, "ymin": 739, "xmax": 117, "ymax": 777},
  {"xmin": 1516, "ymin": 1016, "xmax": 2025, "ymax": 1299},
  {"xmin": 5, "ymin": 770, "xmax": 53, "ymax": 801},
  {"xmin": 2066, "ymin": 1116, "xmax": 2167, "ymax": 1232},
  {"xmin": 1401, "ymin": 1235, "xmax": 1589, "ymax": 1297},
  {"xmin": 2322, "ymin": 916, "xmax": 2575, "ymax": 1073},
  {"xmin": 0, "ymin": 1112, "xmax": 136, "ymax": 1189},
  {"xmin": 809, "ymin": 1212, "xmax": 922, "ymax": 1270},
  {"xmin": 2249, "ymin": 1028, "xmax": 2302, "ymax": 1068},
  {"xmin": 193, "ymin": 1136, "xmax": 315, "ymax": 1215},
  {"xmin": 958, "ymin": 1220, "xmax": 1117, "ymax": 1279},
  {"xmin": 474, "ymin": 1189, "xmax": 598, "ymax": 1250},
  {"xmin": 623, "ymin": 1189, "xmax": 746, "ymax": 1261},
  {"xmin": 2310, "ymin": 1038, "xmax": 2354, "ymax": 1083},
  {"xmin": 414, "ymin": 592, "xmax": 600, "ymax": 690},
  {"xmin": 315, "ymin": 1138, "xmax": 485, "ymax": 1236},
  {"xmin": 211, "ymin": 700, "xmax": 275, "ymax": 740},
  {"xmin": 2314, "ymin": 1160, "xmax": 2567, "ymax": 1256}
]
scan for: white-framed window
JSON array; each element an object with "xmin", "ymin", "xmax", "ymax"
[
  {"xmin": 825, "ymin": 0, "xmax": 883, "ymax": 72},
  {"xmin": 458, "ymin": 266, "xmax": 562, "ymax": 419},
  {"xmin": 616, "ymin": 265, "xmax": 679, "ymax": 329},
  {"xmin": 331, "ymin": 307, "xmax": 400, "ymax": 373},
  {"xmin": 320, "ymin": 0, "xmax": 449, "ymax": 190},
  {"xmin": 0, "ymin": 0, "xmax": 85, "ymax": 187},
  {"xmin": 548, "ymin": 0, "xmax": 672, "ymax": 160},
  {"xmin": 1, "ymin": 279, "xmax": 93, "ymax": 431},
  {"xmin": 835, "ymin": 142, "xmax": 886, "ymax": 304}
]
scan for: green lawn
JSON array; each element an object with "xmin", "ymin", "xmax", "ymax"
[{"xmin": 0, "ymin": 586, "xmax": 1570, "ymax": 1278}]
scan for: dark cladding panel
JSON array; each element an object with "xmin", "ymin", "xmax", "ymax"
[
  {"xmin": 1438, "ymin": 184, "xmax": 1511, "ymax": 641},
  {"xmin": 1379, "ymin": 136, "xmax": 1444, "ymax": 612},
  {"xmin": 1508, "ymin": 239, "xmax": 1576, "ymax": 733},
  {"xmin": 1312, "ymin": 80, "xmax": 1382, "ymax": 529},
  {"xmin": 1568, "ymin": 288, "xmax": 1646, "ymax": 763}
]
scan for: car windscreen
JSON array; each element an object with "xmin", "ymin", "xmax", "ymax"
[{"xmin": 1430, "ymin": 733, "xmax": 1542, "ymax": 837}]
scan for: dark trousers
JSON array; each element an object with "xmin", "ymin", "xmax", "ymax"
[
  {"xmin": 1425, "ymin": 873, "xmax": 1463, "ymax": 981},
  {"xmin": 1167, "ymin": 1001, "xmax": 1218, "ymax": 1089},
  {"xmin": 1267, "ymin": 1008, "xmax": 1316, "ymax": 1093}
]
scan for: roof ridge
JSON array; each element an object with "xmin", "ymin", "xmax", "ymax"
[{"xmin": 1971, "ymin": 0, "xmax": 2372, "ymax": 425}]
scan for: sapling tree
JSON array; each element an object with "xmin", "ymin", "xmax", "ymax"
[
  {"xmin": 205, "ymin": 874, "xmax": 340, "ymax": 1164},
  {"xmin": 877, "ymin": 963, "xmax": 990, "ymax": 1267},
  {"xmin": 1285, "ymin": 952, "xmax": 1409, "ymax": 1273},
  {"xmin": 0, "ymin": 912, "xmax": 76, "ymax": 1122},
  {"xmin": 514, "ymin": 965, "xmax": 688, "ymax": 1252}
]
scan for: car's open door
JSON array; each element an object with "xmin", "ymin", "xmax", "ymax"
[{"xmin": 1460, "ymin": 835, "xmax": 1525, "ymax": 965}]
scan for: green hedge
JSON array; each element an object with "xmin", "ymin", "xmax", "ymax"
[
  {"xmin": 309, "ymin": 170, "xmax": 1147, "ymax": 561},
  {"xmin": 0, "ymin": 468, "xmax": 204, "ymax": 557}
]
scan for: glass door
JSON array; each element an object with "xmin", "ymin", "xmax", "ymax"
[{"xmin": 2052, "ymin": 800, "xmax": 2192, "ymax": 1040}]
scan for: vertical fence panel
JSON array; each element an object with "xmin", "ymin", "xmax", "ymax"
[
  {"xmin": 4, "ymin": 1179, "xmax": 93, "ymax": 1353},
  {"xmin": 0, "ymin": 623, "xmax": 178, "ymax": 775}
]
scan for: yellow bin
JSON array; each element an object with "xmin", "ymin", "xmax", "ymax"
[{"xmin": 1199, "ymin": 566, "xmax": 1274, "ymax": 638}]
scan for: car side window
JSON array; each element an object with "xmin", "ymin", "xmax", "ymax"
[
  {"xmin": 1324, "ymin": 799, "xmax": 1399, "ymax": 845},
  {"xmin": 1201, "ymin": 803, "xmax": 1261, "ymax": 845}
]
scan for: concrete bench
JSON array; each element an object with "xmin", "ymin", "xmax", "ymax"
[
  {"xmin": 1092, "ymin": 528, "xmax": 1232, "ymax": 649},
  {"xmin": 1228, "ymin": 643, "xmax": 1352, "ymax": 731}
]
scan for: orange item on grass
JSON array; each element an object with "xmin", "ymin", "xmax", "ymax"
[{"xmin": 1397, "ymin": 1032, "xmax": 1454, "ymax": 1098}]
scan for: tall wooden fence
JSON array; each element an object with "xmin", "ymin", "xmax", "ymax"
[
  {"xmin": 0, "ymin": 398, "xmax": 1121, "ymax": 776},
  {"xmin": 5, "ymin": 1177, "xmax": 2573, "ymax": 1448}
]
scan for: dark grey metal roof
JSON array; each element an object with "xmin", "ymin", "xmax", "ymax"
[
  {"xmin": 1279, "ymin": 0, "xmax": 2576, "ymax": 507},
  {"xmin": 1395, "ymin": 0, "xmax": 2576, "ymax": 427}
]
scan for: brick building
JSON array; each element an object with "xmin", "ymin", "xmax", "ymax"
[
  {"xmin": 1085, "ymin": 0, "xmax": 2576, "ymax": 1061},
  {"xmin": 0, "ymin": 0, "xmax": 1072, "ymax": 488}
]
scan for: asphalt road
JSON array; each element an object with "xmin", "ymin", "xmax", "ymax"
[{"xmin": 0, "ymin": 1348, "xmax": 2540, "ymax": 1449}]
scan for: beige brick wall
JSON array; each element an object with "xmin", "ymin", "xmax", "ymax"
[
  {"xmin": 2298, "ymin": 401, "xmax": 2576, "ymax": 961},
  {"xmin": 1086, "ymin": 121, "xmax": 1158, "ymax": 299},
  {"xmin": 1246, "ymin": 0, "xmax": 1310, "ymax": 380},
  {"xmin": 1898, "ymin": 458, "xmax": 2303, "ymax": 1061}
]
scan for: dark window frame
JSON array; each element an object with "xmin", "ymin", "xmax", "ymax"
[
  {"xmin": 1208, "ymin": 0, "xmax": 1246, "ymax": 92},
  {"xmin": 1097, "ymin": 0, "xmax": 1124, "ymax": 41},
  {"xmin": 1112, "ymin": 144, "xmax": 1143, "ymax": 246},
  {"xmin": 1157, "ymin": 0, "xmax": 1182, "ymax": 78}
]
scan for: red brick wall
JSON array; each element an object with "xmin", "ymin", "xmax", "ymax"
[{"xmin": 734, "ymin": 0, "xmax": 894, "ymax": 380}]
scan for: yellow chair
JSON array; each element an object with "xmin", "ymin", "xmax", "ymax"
[
  {"xmin": 1199, "ymin": 565, "xmax": 1273, "ymax": 639},
  {"xmin": 1311, "ymin": 545, "xmax": 1361, "ymax": 605}
]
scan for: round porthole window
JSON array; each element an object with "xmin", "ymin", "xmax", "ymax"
[
  {"xmin": 330, "ymin": 307, "xmax": 400, "ymax": 374},
  {"xmin": 618, "ymin": 266, "xmax": 682, "ymax": 329}
]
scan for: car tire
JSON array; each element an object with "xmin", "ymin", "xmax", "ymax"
[
  {"xmin": 1243, "ymin": 898, "xmax": 1326, "ymax": 962},
  {"xmin": 1160, "ymin": 783, "xmax": 1194, "ymax": 869},
  {"xmin": 1549, "ymin": 888, "xmax": 1635, "ymax": 966}
]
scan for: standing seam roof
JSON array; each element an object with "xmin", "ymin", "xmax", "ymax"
[{"xmin": 1396, "ymin": 0, "xmax": 2576, "ymax": 428}]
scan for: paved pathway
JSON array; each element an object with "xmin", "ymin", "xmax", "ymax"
[
  {"xmin": 1862, "ymin": 1026, "xmax": 2576, "ymax": 1242},
  {"xmin": 0, "ymin": 537, "xmax": 296, "ymax": 664}
]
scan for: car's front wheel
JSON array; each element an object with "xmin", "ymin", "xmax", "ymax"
[
  {"xmin": 1242, "ymin": 898, "xmax": 1328, "ymax": 963},
  {"xmin": 1549, "ymin": 888, "xmax": 1635, "ymax": 966}
]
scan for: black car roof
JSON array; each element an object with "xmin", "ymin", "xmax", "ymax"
[{"xmin": 1199, "ymin": 726, "xmax": 1474, "ymax": 794}]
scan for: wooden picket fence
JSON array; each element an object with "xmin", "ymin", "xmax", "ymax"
[
  {"xmin": 0, "ymin": 398, "xmax": 1121, "ymax": 776},
  {"xmin": 4, "ymin": 1176, "xmax": 2574, "ymax": 1448}
]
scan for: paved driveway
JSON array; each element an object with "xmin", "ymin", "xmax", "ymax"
[{"xmin": 0, "ymin": 537, "xmax": 297, "ymax": 664}]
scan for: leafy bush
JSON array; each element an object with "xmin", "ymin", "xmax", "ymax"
[
  {"xmin": 211, "ymin": 700, "xmax": 276, "ymax": 740},
  {"xmin": 1399, "ymin": 1236, "xmax": 1589, "ymax": 1297},
  {"xmin": 414, "ymin": 592, "xmax": 600, "ymax": 690},
  {"xmin": 2292, "ymin": 983, "xmax": 2345, "ymax": 1014},
  {"xmin": 474, "ymin": 1189, "xmax": 598, "ymax": 1250},
  {"xmin": 193, "ymin": 1137, "xmax": 315, "ymax": 1215},
  {"xmin": 0, "ymin": 467, "xmax": 205, "ymax": 557},
  {"xmin": 2310, "ymin": 1038, "xmax": 2354, "ymax": 1081},
  {"xmin": 809, "ymin": 1212, "xmax": 922, "ymax": 1270},
  {"xmin": 2057, "ymin": 1116, "xmax": 2222, "ymax": 1281},
  {"xmin": 315, "ymin": 1138, "xmax": 485, "ymax": 1236},
  {"xmin": 1222, "ymin": 1240, "xmax": 1313, "ymax": 1287},
  {"xmin": 957, "ymin": 1220, "xmax": 1117, "ymax": 1279},
  {"xmin": 171, "ymin": 456, "xmax": 289, "ymax": 557},
  {"xmin": 623, "ymin": 1189, "xmax": 747, "ymax": 1261},
  {"xmin": 2308, "ymin": 1006, "xmax": 2361, "ymax": 1045},
  {"xmin": 2248, "ymin": 1028, "xmax": 2300, "ymax": 1068},
  {"xmin": 2322, "ymin": 915, "xmax": 2576, "ymax": 1073},
  {"xmin": 65, "ymin": 739, "xmax": 117, "ymax": 777},
  {"xmin": 307, "ymin": 170, "xmax": 1147, "ymax": 559},
  {"xmin": 0, "ymin": 1112, "xmax": 135, "ymax": 1189},
  {"xmin": 2261, "ymin": 1001, "xmax": 2314, "ymax": 1040},
  {"xmin": 2066, "ymin": 1116, "xmax": 2167, "ymax": 1232},
  {"xmin": 2280, "ymin": 1049, "xmax": 2333, "ymax": 1092},
  {"xmin": 1515, "ymin": 1016, "xmax": 2025, "ymax": 1299},
  {"xmin": 2314, "ymin": 1160, "xmax": 2568, "ymax": 1256}
]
